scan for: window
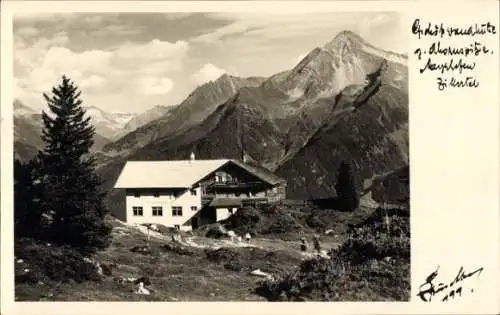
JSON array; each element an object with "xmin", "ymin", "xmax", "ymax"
[
  {"xmin": 172, "ymin": 206, "xmax": 183, "ymax": 216},
  {"xmin": 132, "ymin": 206, "xmax": 143, "ymax": 216},
  {"xmin": 191, "ymin": 206, "xmax": 198, "ymax": 211},
  {"xmin": 190, "ymin": 189, "xmax": 197, "ymax": 196},
  {"xmin": 152, "ymin": 206, "xmax": 163, "ymax": 216},
  {"xmin": 134, "ymin": 191, "xmax": 141, "ymax": 198},
  {"xmin": 153, "ymin": 191, "xmax": 160, "ymax": 198}
]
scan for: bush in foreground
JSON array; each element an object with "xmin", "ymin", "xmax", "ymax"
[
  {"xmin": 221, "ymin": 206, "xmax": 262, "ymax": 235},
  {"xmin": 255, "ymin": 207, "xmax": 410, "ymax": 301},
  {"xmin": 15, "ymin": 238, "xmax": 101, "ymax": 285}
]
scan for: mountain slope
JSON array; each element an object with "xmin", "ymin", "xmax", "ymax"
[
  {"xmin": 84, "ymin": 106, "xmax": 135, "ymax": 140},
  {"xmin": 103, "ymin": 75, "xmax": 266, "ymax": 156},
  {"xmin": 275, "ymin": 61, "xmax": 408, "ymax": 199},
  {"xmin": 98, "ymin": 30, "xmax": 408, "ymax": 202},
  {"xmin": 115, "ymin": 105, "xmax": 176, "ymax": 139},
  {"xmin": 13, "ymin": 100, "xmax": 112, "ymax": 162},
  {"xmin": 131, "ymin": 91, "xmax": 287, "ymax": 165},
  {"xmin": 99, "ymin": 90, "xmax": 288, "ymax": 215}
]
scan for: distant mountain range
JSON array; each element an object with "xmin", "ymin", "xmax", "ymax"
[
  {"xmin": 93, "ymin": 30, "xmax": 408, "ymax": 206},
  {"xmin": 102, "ymin": 74, "xmax": 265, "ymax": 155},
  {"xmin": 14, "ymin": 30, "xmax": 408, "ymax": 203},
  {"xmin": 13, "ymin": 99, "xmax": 174, "ymax": 162},
  {"xmin": 81, "ymin": 104, "xmax": 175, "ymax": 140}
]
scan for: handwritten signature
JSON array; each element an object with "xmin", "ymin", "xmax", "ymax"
[{"xmin": 417, "ymin": 266, "xmax": 484, "ymax": 302}]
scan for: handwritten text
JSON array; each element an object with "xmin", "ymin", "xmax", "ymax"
[
  {"xmin": 412, "ymin": 19, "xmax": 497, "ymax": 91},
  {"xmin": 417, "ymin": 266, "xmax": 484, "ymax": 302}
]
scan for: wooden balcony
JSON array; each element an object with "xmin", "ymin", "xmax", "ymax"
[
  {"xmin": 201, "ymin": 195, "xmax": 215, "ymax": 206},
  {"xmin": 201, "ymin": 195, "xmax": 269, "ymax": 208},
  {"xmin": 206, "ymin": 180, "xmax": 269, "ymax": 192}
]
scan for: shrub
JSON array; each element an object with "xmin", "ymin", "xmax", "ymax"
[
  {"xmin": 203, "ymin": 224, "xmax": 227, "ymax": 239},
  {"xmin": 333, "ymin": 234, "xmax": 410, "ymax": 265},
  {"xmin": 161, "ymin": 243, "xmax": 194, "ymax": 256},
  {"xmin": 221, "ymin": 207, "xmax": 262, "ymax": 235},
  {"xmin": 15, "ymin": 238, "xmax": 101, "ymax": 284},
  {"xmin": 224, "ymin": 261, "xmax": 243, "ymax": 271},
  {"xmin": 255, "ymin": 206, "xmax": 410, "ymax": 301},
  {"xmin": 264, "ymin": 214, "xmax": 302, "ymax": 234},
  {"xmin": 204, "ymin": 247, "xmax": 240, "ymax": 263},
  {"xmin": 305, "ymin": 213, "xmax": 326, "ymax": 229},
  {"xmin": 130, "ymin": 245, "xmax": 152, "ymax": 255}
]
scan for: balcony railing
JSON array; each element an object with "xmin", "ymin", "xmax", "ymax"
[
  {"xmin": 206, "ymin": 180, "xmax": 268, "ymax": 191},
  {"xmin": 201, "ymin": 195, "xmax": 269, "ymax": 207},
  {"xmin": 201, "ymin": 195, "xmax": 215, "ymax": 205}
]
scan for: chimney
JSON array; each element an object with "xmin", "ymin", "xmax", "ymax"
[{"xmin": 190, "ymin": 152, "xmax": 195, "ymax": 161}]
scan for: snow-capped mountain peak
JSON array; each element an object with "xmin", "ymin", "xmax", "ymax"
[
  {"xmin": 14, "ymin": 99, "xmax": 36, "ymax": 117},
  {"xmin": 83, "ymin": 106, "xmax": 135, "ymax": 139}
]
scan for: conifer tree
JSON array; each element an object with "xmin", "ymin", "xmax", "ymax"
[
  {"xmin": 38, "ymin": 75, "xmax": 111, "ymax": 255},
  {"xmin": 14, "ymin": 158, "xmax": 45, "ymax": 239},
  {"xmin": 335, "ymin": 160, "xmax": 360, "ymax": 211}
]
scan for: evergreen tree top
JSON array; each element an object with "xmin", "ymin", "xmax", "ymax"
[{"xmin": 40, "ymin": 75, "xmax": 95, "ymax": 166}]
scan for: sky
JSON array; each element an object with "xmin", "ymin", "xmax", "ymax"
[{"xmin": 13, "ymin": 12, "xmax": 405, "ymax": 113}]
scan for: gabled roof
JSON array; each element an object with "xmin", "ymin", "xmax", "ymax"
[
  {"xmin": 113, "ymin": 159, "xmax": 285, "ymax": 189},
  {"xmin": 229, "ymin": 159, "xmax": 286, "ymax": 185}
]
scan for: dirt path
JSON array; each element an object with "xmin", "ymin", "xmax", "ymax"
[{"xmin": 113, "ymin": 219, "xmax": 342, "ymax": 260}]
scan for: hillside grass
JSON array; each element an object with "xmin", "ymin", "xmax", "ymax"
[
  {"xmin": 254, "ymin": 207, "xmax": 410, "ymax": 301},
  {"xmin": 15, "ymin": 203, "xmax": 389, "ymax": 301}
]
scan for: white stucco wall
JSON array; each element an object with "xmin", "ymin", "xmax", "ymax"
[
  {"xmin": 125, "ymin": 187, "xmax": 202, "ymax": 231},
  {"xmin": 215, "ymin": 207, "xmax": 238, "ymax": 222}
]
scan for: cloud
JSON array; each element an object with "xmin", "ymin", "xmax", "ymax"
[
  {"xmin": 163, "ymin": 13, "xmax": 194, "ymax": 20},
  {"xmin": 112, "ymin": 39, "xmax": 188, "ymax": 66},
  {"xmin": 191, "ymin": 63, "xmax": 226, "ymax": 86},
  {"xmin": 80, "ymin": 75, "xmax": 107, "ymax": 91},
  {"xmin": 357, "ymin": 13, "xmax": 393, "ymax": 38},
  {"xmin": 13, "ymin": 12, "xmax": 405, "ymax": 112},
  {"xmin": 134, "ymin": 76, "xmax": 174, "ymax": 95},
  {"xmin": 193, "ymin": 13, "xmax": 365, "ymax": 43},
  {"xmin": 93, "ymin": 23, "xmax": 145, "ymax": 37},
  {"xmin": 16, "ymin": 26, "xmax": 39, "ymax": 37},
  {"xmin": 15, "ymin": 36, "xmax": 189, "ymax": 104},
  {"xmin": 14, "ymin": 31, "xmax": 70, "ymax": 75},
  {"xmin": 13, "ymin": 78, "xmax": 22, "ymax": 99},
  {"xmin": 186, "ymin": 12, "xmax": 405, "ymax": 79},
  {"xmin": 14, "ymin": 12, "xmax": 76, "ymax": 22},
  {"xmin": 355, "ymin": 12, "xmax": 405, "ymax": 52}
]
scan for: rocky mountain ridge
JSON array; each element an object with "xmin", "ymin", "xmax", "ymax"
[{"xmin": 96, "ymin": 30, "xmax": 409, "ymax": 201}]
